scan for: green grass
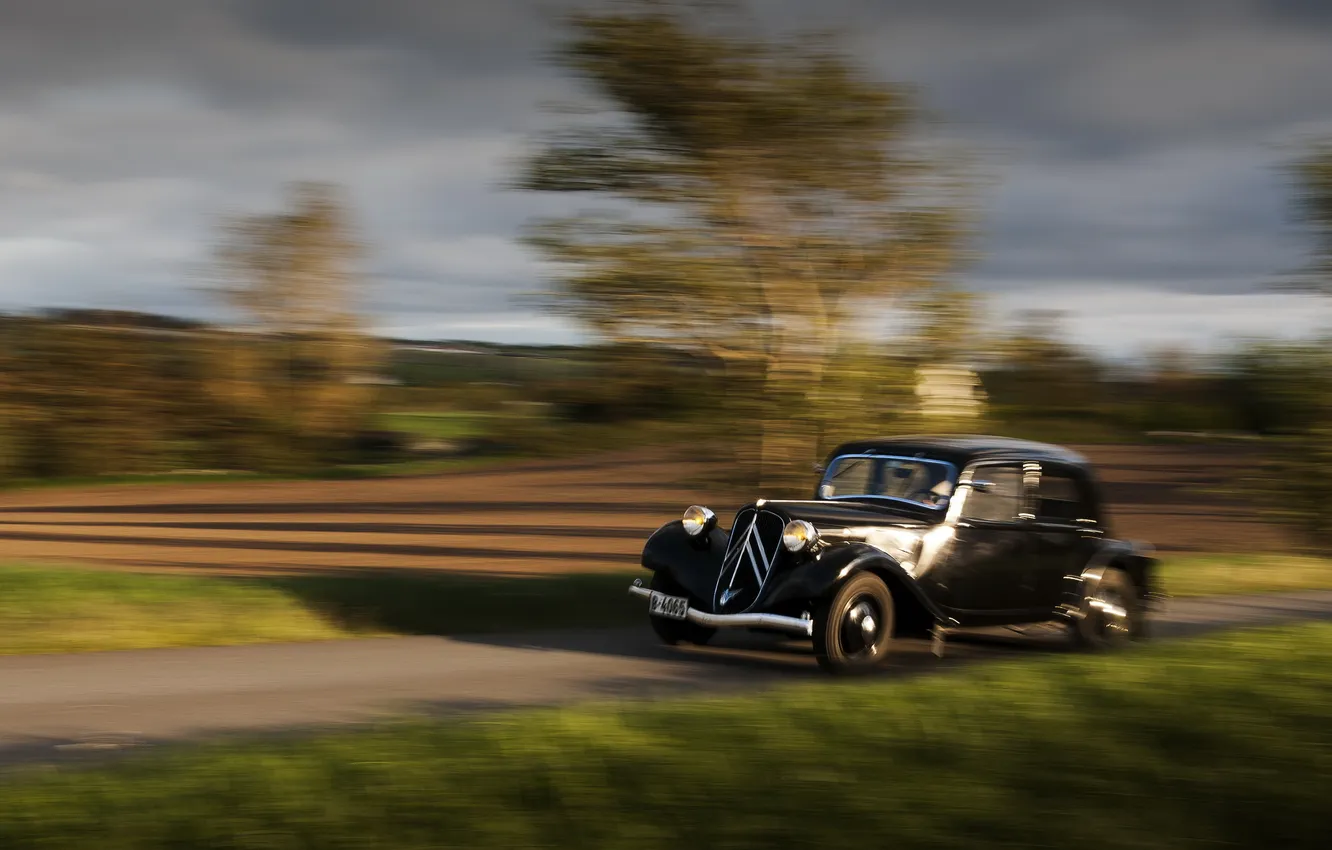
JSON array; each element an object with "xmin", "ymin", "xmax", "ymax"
[
  {"xmin": 0, "ymin": 565, "xmax": 347, "ymax": 654},
  {"xmin": 1, "ymin": 622, "xmax": 1328, "ymax": 849},
  {"xmin": 0, "ymin": 564, "xmax": 640, "ymax": 656},
  {"xmin": 1158, "ymin": 553, "xmax": 1332, "ymax": 597},
  {"xmin": 375, "ymin": 410, "xmax": 491, "ymax": 442},
  {"xmin": 0, "ymin": 449, "xmax": 549, "ymax": 493},
  {"xmin": 3, "ymin": 553, "xmax": 1331, "ymax": 657}
]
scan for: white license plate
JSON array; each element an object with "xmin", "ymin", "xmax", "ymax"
[{"xmin": 648, "ymin": 590, "xmax": 689, "ymax": 621}]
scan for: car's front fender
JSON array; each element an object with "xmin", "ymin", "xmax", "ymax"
[
  {"xmin": 640, "ymin": 520, "xmax": 728, "ymax": 605},
  {"xmin": 762, "ymin": 542, "xmax": 950, "ymax": 623}
]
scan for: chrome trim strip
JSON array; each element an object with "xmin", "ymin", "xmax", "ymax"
[
  {"xmin": 819, "ymin": 495, "xmax": 948, "ymax": 510},
  {"xmin": 629, "ymin": 584, "xmax": 814, "ymax": 637}
]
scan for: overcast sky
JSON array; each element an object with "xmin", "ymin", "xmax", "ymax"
[{"xmin": 2, "ymin": 0, "xmax": 1331, "ymax": 357}]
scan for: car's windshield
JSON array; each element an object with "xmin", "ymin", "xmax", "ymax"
[{"xmin": 818, "ymin": 454, "xmax": 958, "ymax": 509}]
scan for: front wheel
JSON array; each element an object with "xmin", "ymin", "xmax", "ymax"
[
  {"xmin": 647, "ymin": 571, "xmax": 715, "ymax": 646},
  {"xmin": 1073, "ymin": 567, "xmax": 1145, "ymax": 650},
  {"xmin": 813, "ymin": 573, "xmax": 895, "ymax": 674}
]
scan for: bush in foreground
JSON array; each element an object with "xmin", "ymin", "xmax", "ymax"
[{"xmin": 1, "ymin": 623, "xmax": 1328, "ymax": 849}]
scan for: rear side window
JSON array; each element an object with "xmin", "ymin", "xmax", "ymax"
[
  {"xmin": 1037, "ymin": 472, "xmax": 1090, "ymax": 522},
  {"xmin": 962, "ymin": 466, "xmax": 1024, "ymax": 522}
]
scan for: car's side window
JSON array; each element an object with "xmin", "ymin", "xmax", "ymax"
[
  {"xmin": 961, "ymin": 465, "xmax": 1024, "ymax": 523},
  {"xmin": 1036, "ymin": 469, "xmax": 1091, "ymax": 523}
]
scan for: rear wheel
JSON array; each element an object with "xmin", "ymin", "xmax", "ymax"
[
  {"xmin": 1073, "ymin": 567, "xmax": 1145, "ymax": 650},
  {"xmin": 813, "ymin": 573, "xmax": 895, "ymax": 674},
  {"xmin": 647, "ymin": 571, "xmax": 715, "ymax": 646}
]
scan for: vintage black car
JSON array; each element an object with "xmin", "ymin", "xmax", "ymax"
[{"xmin": 629, "ymin": 435, "xmax": 1160, "ymax": 672}]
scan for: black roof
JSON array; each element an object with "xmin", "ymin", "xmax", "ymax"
[{"xmin": 825, "ymin": 434, "xmax": 1089, "ymax": 470}]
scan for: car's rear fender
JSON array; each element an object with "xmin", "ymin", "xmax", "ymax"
[
  {"xmin": 640, "ymin": 520, "xmax": 728, "ymax": 605},
  {"xmin": 1060, "ymin": 539, "xmax": 1161, "ymax": 617}
]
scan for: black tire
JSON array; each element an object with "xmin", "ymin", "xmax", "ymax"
[
  {"xmin": 648, "ymin": 571, "xmax": 716, "ymax": 646},
  {"xmin": 1073, "ymin": 566, "xmax": 1145, "ymax": 650},
  {"xmin": 813, "ymin": 572, "xmax": 895, "ymax": 674}
]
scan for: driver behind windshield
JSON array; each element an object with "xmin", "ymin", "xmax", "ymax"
[
  {"xmin": 820, "ymin": 457, "xmax": 954, "ymax": 507},
  {"xmin": 891, "ymin": 462, "xmax": 953, "ymax": 507},
  {"xmin": 921, "ymin": 478, "xmax": 953, "ymax": 507}
]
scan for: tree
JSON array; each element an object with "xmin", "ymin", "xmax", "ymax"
[
  {"xmin": 1264, "ymin": 144, "xmax": 1332, "ymax": 547},
  {"xmin": 986, "ymin": 310, "xmax": 1105, "ymax": 416},
  {"xmin": 0, "ymin": 318, "xmax": 203, "ymax": 478},
  {"xmin": 208, "ymin": 182, "xmax": 384, "ymax": 470},
  {"xmin": 903, "ymin": 287, "xmax": 990, "ymax": 364},
  {"xmin": 1291, "ymin": 143, "xmax": 1332, "ymax": 293},
  {"xmin": 518, "ymin": 0, "xmax": 966, "ymax": 490}
]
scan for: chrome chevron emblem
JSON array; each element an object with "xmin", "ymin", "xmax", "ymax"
[{"xmin": 716, "ymin": 510, "xmax": 782, "ymax": 609}]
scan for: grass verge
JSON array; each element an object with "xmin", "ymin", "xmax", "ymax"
[
  {"xmin": 1, "ymin": 622, "xmax": 1329, "ymax": 848},
  {"xmin": 1158, "ymin": 553, "xmax": 1332, "ymax": 597},
  {"xmin": 3, "ymin": 553, "xmax": 1331, "ymax": 657},
  {"xmin": 0, "ymin": 564, "xmax": 640, "ymax": 656},
  {"xmin": 374, "ymin": 410, "xmax": 490, "ymax": 442}
]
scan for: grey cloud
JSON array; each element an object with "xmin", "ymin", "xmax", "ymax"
[
  {"xmin": 230, "ymin": 0, "xmax": 555, "ymax": 73},
  {"xmin": 0, "ymin": 0, "xmax": 1329, "ymax": 351},
  {"xmin": 1264, "ymin": 0, "xmax": 1332, "ymax": 25},
  {"xmin": 965, "ymin": 145, "xmax": 1305, "ymax": 291}
]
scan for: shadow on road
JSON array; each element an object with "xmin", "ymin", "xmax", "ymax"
[
  {"xmin": 451, "ymin": 620, "xmax": 1076, "ymax": 676},
  {"xmin": 452, "ymin": 591, "xmax": 1332, "ymax": 674}
]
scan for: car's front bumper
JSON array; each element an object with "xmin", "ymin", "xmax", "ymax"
[{"xmin": 628, "ymin": 579, "xmax": 815, "ymax": 638}]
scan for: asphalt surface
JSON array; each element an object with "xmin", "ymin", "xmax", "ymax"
[{"xmin": 2, "ymin": 590, "xmax": 1331, "ymax": 764}]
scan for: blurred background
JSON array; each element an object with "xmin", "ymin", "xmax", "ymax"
[
  {"xmin": 2, "ymin": 0, "xmax": 1331, "ymax": 544},
  {"xmin": 0, "ymin": 2, "xmax": 1330, "ymax": 846}
]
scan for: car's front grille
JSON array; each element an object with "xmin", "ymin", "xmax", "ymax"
[{"xmin": 712, "ymin": 507, "xmax": 786, "ymax": 612}]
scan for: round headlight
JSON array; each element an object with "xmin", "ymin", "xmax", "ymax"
[
  {"xmin": 682, "ymin": 505, "xmax": 716, "ymax": 537},
  {"xmin": 782, "ymin": 520, "xmax": 819, "ymax": 553}
]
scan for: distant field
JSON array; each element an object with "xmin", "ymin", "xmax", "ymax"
[
  {"xmin": 2, "ymin": 622, "xmax": 1327, "ymax": 849},
  {"xmin": 0, "ymin": 440, "xmax": 1321, "ymax": 656},
  {"xmin": 0, "ymin": 451, "xmax": 694, "ymax": 577},
  {"xmin": 0, "ymin": 444, "xmax": 1299, "ymax": 580},
  {"xmin": 375, "ymin": 411, "xmax": 491, "ymax": 442},
  {"xmin": 388, "ymin": 347, "xmax": 589, "ymax": 386}
]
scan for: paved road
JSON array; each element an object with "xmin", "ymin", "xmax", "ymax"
[{"xmin": 2, "ymin": 590, "xmax": 1331, "ymax": 763}]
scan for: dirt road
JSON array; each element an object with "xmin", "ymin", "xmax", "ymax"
[
  {"xmin": 0, "ymin": 444, "xmax": 1293, "ymax": 577},
  {"xmin": 2, "ymin": 590, "xmax": 1329, "ymax": 763}
]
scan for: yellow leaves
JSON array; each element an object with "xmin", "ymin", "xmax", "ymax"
[{"xmin": 204, "ymin": 184, "xmax": 384, "ymax": 466}]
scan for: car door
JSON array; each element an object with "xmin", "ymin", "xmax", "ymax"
[
  {"xmin": 1027, "ymin": 463, "xmax": 1102, "ymax": 612},
  {"xmin": 937, "ymin": 461, "xmax": 1037, "ymax": 614}
]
